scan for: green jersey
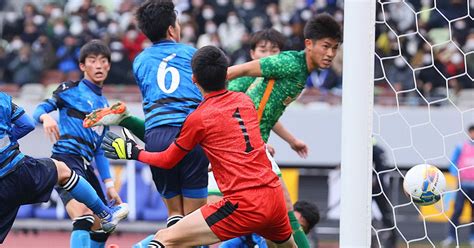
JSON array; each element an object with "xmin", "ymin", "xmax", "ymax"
[
  {"xmin": 229, "ymin": 50, "xmax": 309, "ymax": 142},
  {"xmin": 227, "ymin": 76, "xmax": 256, "ymax": 93}
]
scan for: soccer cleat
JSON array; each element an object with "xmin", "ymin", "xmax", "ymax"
[
  {"xmin": 83, "ymin": 102, "xmax": 129, "ymax": 128},
  {"xmin": 100, "ymin": 203, "xmax": 129, "ymax": 233}
]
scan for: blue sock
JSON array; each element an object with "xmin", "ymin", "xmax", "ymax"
[
  {"xmin": 70, "ymin": 230, "xmax": 90, "ymax": 248},
  {"xmin": 62, "ymin": 171, "xmax": 110, "ymax": 219},
  {"xmin": 133, "ymin": 235, "xmax": 155, "ymax": 248},
  {"xmin": 90, "ymin": 240, "xmax": 105, "ymax": 248}
]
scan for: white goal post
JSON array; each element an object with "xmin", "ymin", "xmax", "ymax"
[{"xmin": 340, "ymin": 0, "xmax": 376, "ymax": 247}]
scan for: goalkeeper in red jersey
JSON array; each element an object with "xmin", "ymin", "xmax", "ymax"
[{"xmin": 101, "ymin": 46, "xmax": 297, "ymax": 248}]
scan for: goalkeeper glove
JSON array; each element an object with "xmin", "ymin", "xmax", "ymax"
[{"xmin": 101, "ymin": 129, "xmax": 141, "ymax": 160}]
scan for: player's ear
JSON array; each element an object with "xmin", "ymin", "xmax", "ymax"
[
  {"xmin": 79, "ymin": 63, "xmax": 86, "ymax": 72},
  {"xmin": 250, "ymin": 49, "xmax": 256, "ymax": 60},
  {"xmin": 304, "ymin": 38, "xmax": 314, "ymax": 50},
  {"xmin": 192, "ymin": 74, "xmax": 197, "ymax": 84}
]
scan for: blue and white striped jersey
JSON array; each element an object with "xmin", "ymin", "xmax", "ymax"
[{"xmin": 133, "ymin": 40, "xmax": 202, "ymax": 130}]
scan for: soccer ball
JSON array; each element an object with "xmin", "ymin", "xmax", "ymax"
[{"xmin": 403, "ymin": 164, "xmax": 446, "ymax": 206}]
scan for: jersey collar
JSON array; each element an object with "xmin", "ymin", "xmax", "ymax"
[
  {"xmin": 153, "ymin": 39, "xmax": 175, "ymax": 45},
  {"xmin": 82, "ymin": 79, "xmax": 103, "ymax": 96},
  {"xmin": 204, "ymin": 89, "xmax": 228, "ymax": 100}
]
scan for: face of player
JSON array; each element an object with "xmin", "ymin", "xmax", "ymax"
[
  {"xmin": 250, "ymin": 40, "xmax": 281, "ymax": 60},
  {"xmin": 168, "ymin": 19, "xmax": 181, "ymax": 42},
  {"xmin": 80, "ymin": 54, "xmax": 110, "ymax": 86},
  {"xmin": 294, "ymin": 210, "xmax": 310, "ymax": 234},
  {"xmin": 305, "ymin": 37, "xmax": 339, "ymax": 71}
]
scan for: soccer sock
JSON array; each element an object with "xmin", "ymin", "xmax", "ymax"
[
  {"xmin": 61, "ymin": 171, "xmax": 111, "ymax": 219},
  {"xmin": 288, "ymin": 210, "xmax": 310, "ymax": 248},
  {"xmin": 133, "ymin": 235, "xmax": 155, "ymax": 248},
  {"xmin": 166, "ymin": 215, "xmax": 183, "ymax": 227},
  {"xmin": 70, "ymin": 216, "xmax": 94, "ymax": 248},
  {"xmin": 90, "ymin": 231, "xmax": 109, "ymax": 248},
  {"xmin": 148, "ymin": 240, "xmax": 165, "ymax": 248},
  {"xmin": 119, "ymin": 116, "xmax": 145, "ymax": 141}
]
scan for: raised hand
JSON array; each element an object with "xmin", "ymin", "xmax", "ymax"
[{"xmin": 101, "ymin": 130, "xmax": 141, "ymax": 160}]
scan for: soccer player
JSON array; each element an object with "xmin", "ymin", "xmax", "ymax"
[
  {"xmin": 210, "ymin": 28, "xmax": 311, "ymax": 248},
  {"xmin": 132, "ymin": 0, "xmax": 209, "ymax": 225},
  {"xmin": 227, "ymin": 28, "xmax": 308, "ymax": 158},
  {"xmin": 0, "ymin": 92, "xmax": 127, "ymax": 244},
  {"xmin": 102, "ymin": 45, "xmax": 297, "ymax": 248},
  {"xmin": 91, "ymin": 1, "xmax": 209, "ymax": 246},
  {"xmin": 33, "ymin": 40, "xmax": 127, "ymax": 248},
  {"xmin": 225, "ymin": 15, "xmax": 341, "ymax": 247}
]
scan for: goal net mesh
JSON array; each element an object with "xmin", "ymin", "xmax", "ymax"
[{"xmin": 372, "ymin": 0, "xmax": 473, "ymax": 247}]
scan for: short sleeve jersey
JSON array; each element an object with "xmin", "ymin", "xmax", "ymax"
[
  {"xmin": 244, "ymin": 50, "xmax": 309, "ymax": 142},
  {"xmin": 174, "ymin": 90, "xmax": 280, "ymax": 195},
  {"xmin": 133, "ymin": 41, "xmax": 202, "ymax": 130}
]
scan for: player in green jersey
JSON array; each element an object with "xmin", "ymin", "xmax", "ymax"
[
  {"xmin": 226, "ymin": 29, "xmax": 308, "ymax": 158},
  {"xmin": 225, "ymin": 14, "xmax": 341, "ymax": 247},
  {"xmin": 227, "ymin": 14, "xmax": 342, "ymax": 144}
]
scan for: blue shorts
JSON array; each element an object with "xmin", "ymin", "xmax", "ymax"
[
  {"xmin": 145, "ymin": 126, "xmax": 209, "ymax": 199},
  {"xmin": 0, "ymin": 156, "xmax": 57, "ymax": 243},
  {"xmin": 52, "ymin": 153, "xmax": 106, "ymax": 206}
]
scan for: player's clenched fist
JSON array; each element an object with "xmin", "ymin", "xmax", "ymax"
[{"xmin": 101, "ymin": 130, "xmax": 141, "ymax": 160}]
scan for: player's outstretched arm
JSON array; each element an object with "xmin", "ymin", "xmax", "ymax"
[
  {"xmin": 227, "ymin": 59, "xmax": 262, "ymax": 81},
  {"xmin": 101, "ymin": 130, "xmax": 188, "ymax": 170},
  {"xmin": 272, "ymin": 122, "xmax": 308, "ymax": 158}
]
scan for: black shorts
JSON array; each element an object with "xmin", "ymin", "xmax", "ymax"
[
  {"xmin": 51, "ymin": 153, "xmax": 106, "ymax": 206},
  {"xmin": 0, "ymin": 156, "xmax": 57, "ymax": 243},
  {"xmin": 145, "ymin": 126, "xmax": 209, "ymax": 199}
]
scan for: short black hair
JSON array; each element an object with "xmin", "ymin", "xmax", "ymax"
[
  {"xmin": 294, "ymin": 200, "xmax": 320, "ymax": 234},
  {"xmin": 191, "ymin": 46, "xmax": 228, "ymax": 92},
  {"xmin": 304, "ymin": 13, "xmax": 342, "ymax": 42},
  {"xmin": 79, "ymin": 39, "xmax": 111, "ymax": 64},
  {"xmin": 136, "ymin": 0, "xmax": 176, "ymax": 43},
  {"xmin": 250, "ymin": 29, "xmax": 286, "ymax": 51},
  {"xmin": 468, "ymin": 125, "xmax": 474, "ymax": 132}
]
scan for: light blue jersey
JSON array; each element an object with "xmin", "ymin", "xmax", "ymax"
[{"xmin": 133, "ymin": 40, "xmax": 202, "ymax": 130}]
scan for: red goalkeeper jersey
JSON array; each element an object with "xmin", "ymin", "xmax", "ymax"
[{"xmin": 138, "ymin": 89, "xmax": 280, "ymax": 195}]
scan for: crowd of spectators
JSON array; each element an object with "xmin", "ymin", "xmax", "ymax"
[{"xmin": 0, "ymin": 0, "xmax": 472, "ymax": 106}]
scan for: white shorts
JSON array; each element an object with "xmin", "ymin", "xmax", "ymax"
[{"xmin": 207, "ymin": 147, "xmax": 281, "ymax": 196}]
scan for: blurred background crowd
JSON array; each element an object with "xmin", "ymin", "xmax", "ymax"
[{"xmin": 0, "ymin": 0, "xmax": 472, "ymax": 106}]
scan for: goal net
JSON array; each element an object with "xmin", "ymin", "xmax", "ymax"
[{"xmin": 371, "ymin": 0, "xmax": 474, "ymax": 247}]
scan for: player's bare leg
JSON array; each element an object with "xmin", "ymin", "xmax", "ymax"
[
  {"xmin": 163, "ymin": 195, "xmax": 185, "ymax": 217},
  {"xmin": 149, "ymin": 209, "xmax": 221, "ymax": 247},
  {"xmin": 183, "ymin": 197, "xmax": 207, "ymax": 215},
  {"xmin": 65, "ymin": 200, "xmax": 94, "ymax": 220},
  {"xmin": 207, "ymin": 195, "xmax": 222, "ymax": 204}
]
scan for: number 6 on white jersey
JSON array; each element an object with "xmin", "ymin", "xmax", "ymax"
[{"xmin": 157, "ymin": 53, "xmax": 180, "ymax": 94}]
